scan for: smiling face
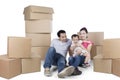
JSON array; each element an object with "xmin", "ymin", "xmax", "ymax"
[
  {"xmin": 59, "ymin": 33, "xmax": 67, "ymax": 42},
  {"xmin": 79, "ymin": 30, "xmax": 88, "ymax": 40},
  {"xmin": 72, "ymin": 36, "xmax": 79, "ymax": 43}
]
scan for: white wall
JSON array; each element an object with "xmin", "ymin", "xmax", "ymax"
[{"xmin": 0, "ymin": 0, "xmax": 120, "ymax": 54}]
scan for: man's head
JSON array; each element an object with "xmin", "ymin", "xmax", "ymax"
[
  {"xmin": 71, "ymin": 34, "xmax": 79, "ymax": 43},
  {"xmin": 57, "ymin": 30, "xmax": 67, "ymax": 42}
]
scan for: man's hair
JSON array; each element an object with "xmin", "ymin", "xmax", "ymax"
[
  {"xmin": 80, "ymin": 27, "xmax": 88, "ymax": 34},
  {"xmin": 57, "ymin": 30, "xmax": 66, "ymax": 37},
  {"xmin": 71, "ymin": 34, "xmax": 79, "ymax": 39}
]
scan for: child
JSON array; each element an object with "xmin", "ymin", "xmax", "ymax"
[{"xmin": 70, "ymin": 34, "xmax": 90, "ymax": 67}]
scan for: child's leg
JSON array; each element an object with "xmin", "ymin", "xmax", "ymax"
[{"xmin": 83, "ymin": 52, "xmax": 90, "ymax": 64}]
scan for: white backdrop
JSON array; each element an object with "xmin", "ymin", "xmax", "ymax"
[
  {"xmin": 0, "ymin": 0, "xmax": 120, "ymax": 54},
  {"xmin": 0, "ymin": 0, "xmax": 120, "ymax": 80}
]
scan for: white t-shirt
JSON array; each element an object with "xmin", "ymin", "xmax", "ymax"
[{"xmin": 50, "ymin": 39, "xmax": 72, "ymax": 57}]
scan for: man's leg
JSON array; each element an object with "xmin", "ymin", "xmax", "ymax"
[
  {"xmin": 57, "ymin": 54, "xmax": 75, "ymax": 78},
  {"xmin": 68, "ymin": 56, "xmax": 75, "ymax": 66},
  {"xmin": 43, "ymin": 47, "xmax": 56, "ymax": 76}
]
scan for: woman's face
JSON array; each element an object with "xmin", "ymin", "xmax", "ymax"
[{"xmin": 79, "ymin": 30, "xmax": 87, "ymax": 40}]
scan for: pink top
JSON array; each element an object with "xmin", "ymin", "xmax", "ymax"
[{"xmin": 81, "ymin": 40, "xmax": 93, "ymax": 49}]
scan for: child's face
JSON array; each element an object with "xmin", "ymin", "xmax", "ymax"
[{"xmin": 72, "ymin": 37, "xmax": 79, "ymax": 43}]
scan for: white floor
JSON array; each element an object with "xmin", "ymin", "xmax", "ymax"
[{"xmin": 0, "ymin": 61, "xmax": 120, "ymax": 80}]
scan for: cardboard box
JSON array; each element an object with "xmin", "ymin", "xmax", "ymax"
[
  {"xmin": 88, "ymin": 32, "xmax": 104, "ymax": 45},
  {"xmin": 112, "ymin": 59, "xmax": 120, "ymax": 77},
  {"xmin": 103, "ymin": 39, "xmax": 120, "ymax": 58},
  {"xmin": 32, "ymin": 46, "xmax": 49, "ymax": 60},
  {"xmin": 24, "ymin": 5, "xmax": 54, "ymax": 14},
  {"xmin": 25, "ymin": 20, "xmax": 52, "ymax": 33},
  {"xmin": 0, "ymin": 55, "xmax": 21, "ymax": 79},
  {"xmin": 26, "ymin": 33, "xmax": 51, "ymax": 47},
  {"xmin": 24, "ymin": 13, "xmax": 53, "ymax": 20},
  {"xmin": 93, "ymin": 55, "xmax": 112, "ymax": 73},
  {"xmin": 91, "ymin": 45, "xmax": 103, "ymax": 59},
  {"xmin": 24, "ymin": 5, "xmax": 54, "ymax": 20},
  {"xmin": 22, "ymin": 53, "xmax": 41, "ymax": 74},
  {"xmin": 7, "ymin": 37, "xmax": 31, "ymax": 58},
  {"xmin": 96, "ymin": 45, "xmax": 103, "ymax": 55}
]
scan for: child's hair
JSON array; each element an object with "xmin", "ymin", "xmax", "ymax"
[
  {"xmin": 57, "ymin": 30, "xmax": 66, "ymax": 37},
  {"xmin": 80, "ymin": 27, "xmax": 88, "ymax": 34},
  {"xmin": 71, "ymin": 34, "xmax": 79, "ymax": 39}
]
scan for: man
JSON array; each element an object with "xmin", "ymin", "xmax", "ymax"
[{"xmin": 43, "ymin": 30, "xmax": 75, "ymax": 78}]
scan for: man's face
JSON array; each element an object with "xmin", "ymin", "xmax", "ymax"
[
  {"xmin": 72, "ymin": 37, "xmax": 79, "ymax": 43},
  {"xmin": 59, "ymin": 33, "xmax": 67, "ymax": 42}
]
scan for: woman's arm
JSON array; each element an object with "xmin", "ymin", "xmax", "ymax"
[{"xmin": 86, "ymin": 43, "xmax": 92, "ymax": 53}]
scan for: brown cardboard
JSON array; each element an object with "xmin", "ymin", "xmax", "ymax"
[
  {"xmin": 112, "ymin": 59, "xmax": 120, "ymax": 77},
  {"xmin": 90, "ymin": 45, "xmax": 97, "ymax": 59},
  {"xmin": 24, "ymin": 13, "xmax": 53, "ymax": 20},
  {"xmin": 26, "ymin": 33, "xmax": 51, "ymax": 47},
  {"xmin": 0, "ymin": 55, "xmax": 21, "ymax": 79},
  {"xmin": 24, "ymin": 5, "xmax": 54, "ymax": 20},
  {"xmin": 7, "ymin": 37, "xmax": 31, "ymax": 58},
  {"xmin": 96, "ymin": 45, "xmax": 103, "ymax": 55},
  {"xmin": 32, "ymin": 46, "xmax": 49, "ymax": 60},
  {"xmin": 24, "ymin": 5, "xmax": 54, "ymax": 14},
  {"xmin": 93, "ymin": 55, "xmax": 112, "ymax": 73},
  {"xmin": 103, "ymin": 39, "xmax": 120, "ymax": 58},
  {"xmin": 25, "ymin": 20, "xmax": 52, "ymax": 33},
  {"xmin": 22, "ymin": 53, "xmax": 41, "ymax": 74},
  {"xmin": 88, "ymin": 32, "xmax": 104, "ymax": 45},
  {"xmin": 90, "ymin": 45, "xmax": 103, "ymax": 59}
]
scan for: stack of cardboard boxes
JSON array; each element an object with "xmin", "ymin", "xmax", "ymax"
[
  {"xmin": 102, "ymin": 39, "xmax": 120, "ymax": 77},
  {"xmin": 0, "ymin": 5, "xmax": 54, "ymax": 79},
  {"xmin": 93, "ymin": 35, "xmax": 120, "ymax": 77},
  {"xmin": 24, "ymin": 5, "xmax": 54, "ymax": 60},
  {"xmin": 88, "ymin": 32, "xmax": 104, "ymax": 59},
  {"xmin": 0, "ymin": 37, "xmax": 41, "ymax": 79}
]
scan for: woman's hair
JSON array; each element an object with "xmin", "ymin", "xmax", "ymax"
[
  {"xmin": 80, "ymin": 27, "xmax": 88, "ymax": 34},
  {"xmin": 57, "ymin": 30, "xmax": 66, "ymax": 37}
]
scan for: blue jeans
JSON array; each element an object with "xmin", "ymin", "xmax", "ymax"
[
  {"xmin": 43, "ymin": 47, "xmax": 66, "ymax": 73},
  {"xmin": 68, "ymin": 55, "xmax": 85, "ymax": 68}
]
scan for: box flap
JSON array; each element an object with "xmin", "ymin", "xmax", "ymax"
[{"xmin": 24, "ymin": 5, "xmax": 54, "ymax": 14}]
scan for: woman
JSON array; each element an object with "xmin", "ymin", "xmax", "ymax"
[
  {"xmin": 78, "ymin": 27, "xmax": 92, "ymax": 67},
  {"xmin": 68, "ymin": 27, "xmax": 93, "ymax": 75}
]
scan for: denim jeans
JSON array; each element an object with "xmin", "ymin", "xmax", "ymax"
[
  {"xmin": 43, "ymin": 47, "xmax": 66, "ymax": 73},
  {"xmin": 68, "ymin": 55, "xmax": 85, "ymax": 68}
]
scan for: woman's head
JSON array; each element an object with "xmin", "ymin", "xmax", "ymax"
[{"xmin": 79, "ymin": 27, "xmax": 88, "ymax": 40}]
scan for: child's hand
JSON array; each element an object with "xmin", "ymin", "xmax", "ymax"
[{"xmin": 76, "ymin": 49, "xmax": 82, "ymax": 55}]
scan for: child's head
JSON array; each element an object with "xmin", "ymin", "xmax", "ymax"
[{"xmin": 71, "ymin": 34, "xmax": 79, "ymax": 43}]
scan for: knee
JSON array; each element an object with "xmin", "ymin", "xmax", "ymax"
[
  {"xmin": 68, "ymin": 56, "xmax": 73, "ymax": 60},
  {"xmin": 48, "ymin": 47, "xmax": 56, "ymax": 52}
]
